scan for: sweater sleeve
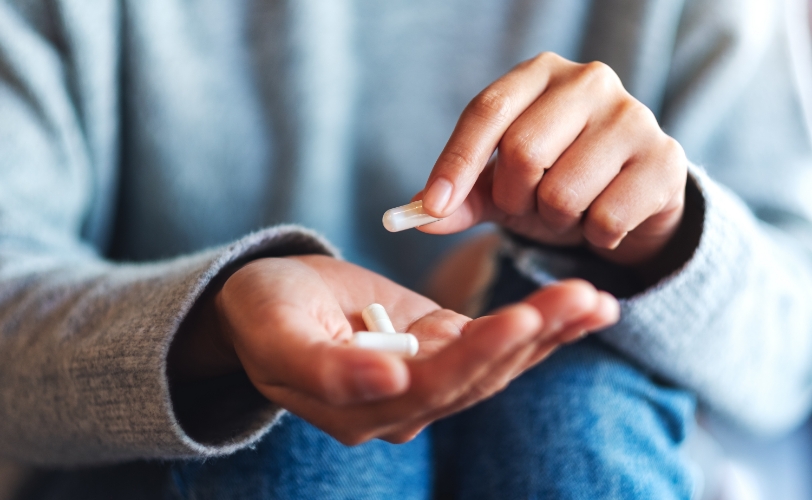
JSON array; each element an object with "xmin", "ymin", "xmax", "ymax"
[
  {"xmin": 0, "ymin": 227, "xmax": 338, "ymax": 465},
  {"xmin": 0, "ymin": 3, "xmax": 339, "ymax": 464},
  {"xmin": 602, "ymin": 166, "xmax": 812, "ymax": 436},
  {"xmin": 507, "ymin": 0, "xmax": 812, "ymax": 435}
]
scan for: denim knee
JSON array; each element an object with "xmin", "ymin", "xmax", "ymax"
[
  {"xmin": 433, "ymin": 336, "xmax": 697, "ymax": 500},
  {"xmin": 430, "ymin": 253, "xmax": 698, "ymax": 499},
  {"xmin": 168, "ymin": 413, "xmax": 432, "ymax": 500},
  {"xmin": 19, "ymin": 413, "xmax": 432, "ymax": 500}
]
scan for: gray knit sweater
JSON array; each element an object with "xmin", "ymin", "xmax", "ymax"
[{"xmin": 0, "ymin": 0, "xmax": 811, "ymax": 470}]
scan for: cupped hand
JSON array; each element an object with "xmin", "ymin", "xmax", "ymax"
[
  {"xmin": 209, "ymin": 255, "xmax": 618, "ymax": 445},
  {"xmin": 416, "ymin": 52, "xmax": 688, "ymax": 266}
]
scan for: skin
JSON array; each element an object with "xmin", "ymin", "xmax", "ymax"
[
  {"xmin": 172, "ymin": 52, "xmax": 685, "ymax": 445},
  {"xmin": 172, "ymin": 255, "xmax": 618, "ymax": 445},
  {"xmin": 417, "ymin": 52, "xmax": 688, "ymax": 266}
]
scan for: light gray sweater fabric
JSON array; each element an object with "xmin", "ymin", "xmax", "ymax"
[{"xmin": 1, "ymin": 0, "xmax": 812, "ymax": 472}]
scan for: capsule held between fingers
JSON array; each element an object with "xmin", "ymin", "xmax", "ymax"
[{"xmin": 382, "ymin": 200, "xmax": 443, "ymax": 232}]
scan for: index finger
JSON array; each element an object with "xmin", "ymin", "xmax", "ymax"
[
  {"xmin": 421, "ymin": 52, "xmax": 564, "ymax": 218},
  {"xmin": 397, "ymin": 303, "xmax": 542, "ymax": 416}
]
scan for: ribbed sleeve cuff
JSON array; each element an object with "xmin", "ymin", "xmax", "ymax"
[
  {"xmin": 593, "ymin": 165, "xmax": 752, "ymax": 397},
  {"xmin": 596, "ymin": 165, "xmax": 812, "ymax": 434},
  {"xmin": 12, "ymin": 225, "xmax": 337, "ymax": 464}
]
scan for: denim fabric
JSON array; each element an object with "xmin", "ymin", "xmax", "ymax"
[
  {"xmin": 174, "ymin": 349, "xmax": 696, "ymax": 500},
  {"xmin": 432, "ymin": 337, "xmax": 697, "ymax": 500},
  {"xmin": 15, "ymin": 418, "xmax": 432, "ymax": 500},
  {"xmin": 166, "ymin": 417, "xmax": 432, "ymax": 500},
  {"xmin": 431, "ymin": 258, "xmax": 697, "ymax": 499}
]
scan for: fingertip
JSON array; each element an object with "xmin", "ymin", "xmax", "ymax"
[
  {"xmin": 520, "ymin": 279, "xmax": 605, "ymax": 335},
  {"xmin": 597, "ymin": 291, "xmax": 621, "ymax": 324},
  {"xmin": 415, "ymin": 197, "xmax": 481, "ymax": 235},
  {"xmin": 556, "ymin": 291, "xmax": 620, "ymax": 341},
  {"xmin": 527, "ymin": 279, "xmax": 599, "ymax": 312},
  {"xmin": 560, "ymin": 279, "xmax": 600, "ymax": 301}
]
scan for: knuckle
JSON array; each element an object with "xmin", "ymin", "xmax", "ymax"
[
  {"xmin": 494, "ymin": 138, "xmax": 547, "ymax": 215},
  {"xmin": 538, "ymin": 183, "xmax": 582, "ymax": 219},
  {"xmin": 530, "ymin": 51, "xmax": 561, "ymax": 67},
  {"xmin": 468, "ymin": 87, "xmax": 513, "ymax": 124},
  {"xmin": 492, "ymin": 187, "xmax": 523, "ymax": 215},
  {"xmin": 587, "ymin": 95, "xmax": 653, "ymax": 139},
  {"xmin": 619, "ymin": 99, "xmax": 658, "ymax": 129},
  {"xmin": 636, "ymin": 102, "xmax": 658, "ymax": 126},
  {"xmin": 661, "ymin": 136, "xmax": 687, "ymax": 172},
  {"xmin": 617, "ymin": 98, "xmax": 645, "ymax": 120},
  {"xmin": 501, "ymin": 134, "xmax": 545, "ymax": 176},
  {"xmin": 589, "ymin": 206, "xmax": 628, "ymax": 239},
  {"xmin": 578, "ymin": 61, "xmax": 622, "ymax": 94},
  {"xmin": 659, "ymin": 137, "xmax": 688, "ymax": 204}
]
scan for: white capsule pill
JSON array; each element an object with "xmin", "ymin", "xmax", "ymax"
[
  {"xmin": 352, "ymin": 332, "xmax": 419, "ymax": 357},
  {"xmin": 361, "ymin": 303, "xmax": 396, "ymax": 334},
  {"xmin": 382, "ymin": 200, "xmax": 443, "ymax": 232}
]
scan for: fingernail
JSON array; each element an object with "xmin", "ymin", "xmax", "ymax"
[
  {"xmin": 423, "ymin": 177, "xmax": 454, "ymax": 215},
  {"xmin": 352, "ymin": 363, "xmax": 400, "ymax": 401}
]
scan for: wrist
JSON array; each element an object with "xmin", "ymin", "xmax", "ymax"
[
  {"xmin": 631, "ymin": 175, "xmax": 704, "ymax": 286},
  {"xmin": 168, "ymin": 273, "xmax": 242, "ymax": 383}
]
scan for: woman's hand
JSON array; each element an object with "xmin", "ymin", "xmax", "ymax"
[
  {"xmin": 175, "ymin": 255, "xmax": 618, "ymax": 445},
  {"xmin": 417, "ymin": 52, "xmax": 688, "ymax": 266}
]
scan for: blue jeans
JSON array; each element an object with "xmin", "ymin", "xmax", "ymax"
[{"xmin": 21, "ymin": 261, "xmax": 697, "ymax": 499}]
